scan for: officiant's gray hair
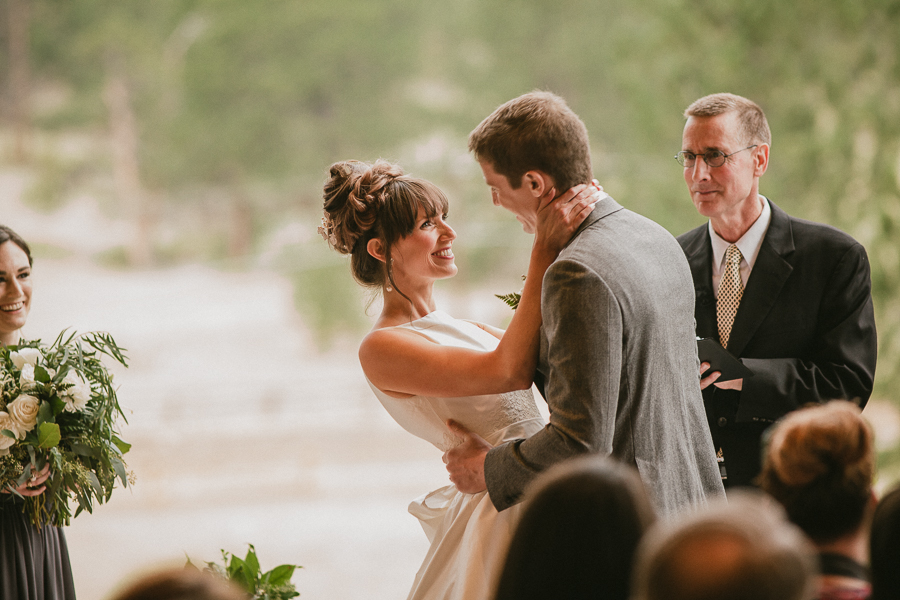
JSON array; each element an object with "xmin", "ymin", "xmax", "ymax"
[
  {"xmin": 684, "ymin": 93, "xmax": 771, "ymax": 147},
  {"xmin": 0, "ymin": 225, "xmax": 32, "ymax": 267},
  {"xmin": 632, "ymin": 491, "xmax": 816, "ymax": 600}
]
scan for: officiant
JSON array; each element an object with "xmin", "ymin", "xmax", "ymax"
[{"xmin": 674, "ymin": 93, "xmax": 877, "ymax": 488}]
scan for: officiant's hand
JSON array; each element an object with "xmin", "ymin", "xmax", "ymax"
[
  {"xmin": 443, "ymin": 420, "xmax": 491, "ymax": 494},
  {"xmin": 699, "ymin": 362, "xmax": 743, "ymax": 391},
  {"xmin": 699, "ymin": 362, "xmax": 721, "ymax": 390}
]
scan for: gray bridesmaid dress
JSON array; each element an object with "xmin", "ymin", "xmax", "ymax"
[{"xmin": 0, "ymin": 497, "xmax": 76, "ymax": 600}]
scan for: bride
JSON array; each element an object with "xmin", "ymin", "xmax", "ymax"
[{"xmin": 320, "ymin": 159, "xmax": 597, "ymax": 600}]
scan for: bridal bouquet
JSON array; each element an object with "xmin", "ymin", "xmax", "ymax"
[{"xmin": 0, "ymin": 330, "xmax": 130, "ymax": 527}]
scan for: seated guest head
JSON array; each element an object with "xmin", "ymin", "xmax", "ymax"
[
  {"xmin": 632, "ymin": 492, "xmax": 816, "ymax": 600},
  {"xmin": 759, "ymin": 401, "xmax": 875, "ymax": 597},
  {"xmin": 759, "ymin": 400, "xmax": 875, "ymax": 543},
  {"xmin": 870, "ymin": 484, "xmax": 900, "ymax": 600},
  {"xmin": 110, "ymin": 567, "xmax": 247, "ymax": 600},
  {"xmin": 493, "ymin": 455, "xmax": 656, "ymax": 600}
]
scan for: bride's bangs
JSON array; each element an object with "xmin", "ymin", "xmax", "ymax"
[{"xmin": 415, "ymin": 180, "xmax": 450, "ymax": 219}]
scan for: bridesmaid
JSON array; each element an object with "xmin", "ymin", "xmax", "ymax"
[{"xmin": 0, "ymin": 224, "xmax": 77, "ymax": 600}]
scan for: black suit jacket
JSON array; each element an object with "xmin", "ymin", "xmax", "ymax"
[{"xmin": 677, "ymin": 199, "xmax": 877, "ymax": 487}]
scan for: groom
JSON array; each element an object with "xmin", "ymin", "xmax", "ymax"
[{"xmin": 445, "ymin": 92, "xmax": 724, "ymax": 516}]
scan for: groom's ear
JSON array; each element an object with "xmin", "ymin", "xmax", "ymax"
[
  {"xmin": 522, "ymin": 170, "xmax": 551, "ymax": 198},
  {"xmin": 367, "ymin": 238, "xmax": 386, "ymax": 262}
]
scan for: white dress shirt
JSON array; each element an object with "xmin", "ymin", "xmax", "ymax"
[{"xmin": 710, "ymin": 196, "xmax": 772, "ymax": 298}]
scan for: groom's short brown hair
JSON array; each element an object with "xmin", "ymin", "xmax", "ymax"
[{"xmin": 468, "ymin": 91, "xmax": 593, "ymax": 192}]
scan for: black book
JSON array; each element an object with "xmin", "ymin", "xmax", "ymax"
[{"xmin": 697, "ymin": 338, "xmax": 754, "ymax": 382}]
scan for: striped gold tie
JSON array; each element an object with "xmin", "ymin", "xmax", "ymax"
[{"xmin": 717, "ymin": 244, "xmax": 744, "ymax": 349}]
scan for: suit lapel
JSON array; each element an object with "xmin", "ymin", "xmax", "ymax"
[
  {"xmin": 681, "ymin": 227, "xmax": 718, "ymax": 339},
  {"xmin": 726, "ymin": 201, "xmax": 795, "ymax": 356}
]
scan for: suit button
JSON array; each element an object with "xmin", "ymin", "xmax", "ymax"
[{"xmin": 718, "ymin": 417, "xmax": 728, "ymax": 428}]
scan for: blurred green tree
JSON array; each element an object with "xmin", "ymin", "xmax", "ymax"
[{"xmin": 2, "ymin": 0, "xmax": 898, "ymax": 429}]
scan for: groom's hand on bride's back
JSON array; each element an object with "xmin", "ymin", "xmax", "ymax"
[{"xmin": 443, "ymin": 420, "xmax": 491, "ymax": 494}]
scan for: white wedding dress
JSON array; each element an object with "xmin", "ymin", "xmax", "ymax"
[{"xmin": 366, "ymin": 310, "xmax": 545, "ymax": 600}]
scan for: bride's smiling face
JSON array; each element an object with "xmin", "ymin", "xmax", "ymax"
[{"xmin": 391, "ymin": 206, "xmax": 458, "ymax": 284}]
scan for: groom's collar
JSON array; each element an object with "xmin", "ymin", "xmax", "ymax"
[{"xmin": 572, "ymin": 194, "xmax": 623, "ymax": 237}]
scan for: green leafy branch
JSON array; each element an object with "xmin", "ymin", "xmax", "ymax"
[{"xmin": 188, "ymin": 544, "xmax": 301, "ymax": 600}]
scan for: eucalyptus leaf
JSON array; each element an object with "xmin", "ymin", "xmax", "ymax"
[
  {"xmin": 1, "ymin": 428, "xmax": 17, "ymax": 440},
  {"xmin": 37, "ymin": 422, "xmax": 62, "ymax": 449},
  {"xmin": 112, "ymin": 435, "xmax": 132, "ymax": 454},
  {"xmin": 110, "ymin": 456, "xmax": 128, "ymax": 487},
  {"xmin": 86, "ymin": 470, "xmax": 102, "ymax": 496},
  {"xmin": 70, "ymin": 443, "xmax": 100, "ymax": 458}
]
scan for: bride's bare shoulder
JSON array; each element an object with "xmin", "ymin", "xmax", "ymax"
[{"xmin": 359, "ymin": 323, "xmax": 433, "ymax": 360}]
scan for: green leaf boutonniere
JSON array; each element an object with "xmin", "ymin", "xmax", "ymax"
[{"xmin": 495, "ymin": 275, "xmax": 525, "ymax": 311}]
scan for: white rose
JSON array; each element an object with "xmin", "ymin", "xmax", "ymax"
[
  {"xmin": 7, "ymin": 394, "xmax": 40, "ymax": 434},
  {"xmin": 19, "ymin": 363, "xmax": 36, "ymax": 388},
  {"xmin": 61, "ymin": 370, "xmax": 91, "ymax": 412},
  {"xmin": 10, "ymin": 348, "xmax": 42, "ymax": 370},
  {"xmin": 0, "ymin": 411, "xmax": 23, "ymax": 449}
]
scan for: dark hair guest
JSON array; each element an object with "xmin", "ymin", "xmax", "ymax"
[{"xmin": 494, "ymin": 456, "xmax": 656, "ymax": 600}]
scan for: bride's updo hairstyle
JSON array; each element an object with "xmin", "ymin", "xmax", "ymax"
[
  {"xmin": 320, "ymin": 159, "xmax": 449, "ymax": 295},
  {"xmin": 759, "ymin": 401, "xmax": 874, "ymax": 544}
]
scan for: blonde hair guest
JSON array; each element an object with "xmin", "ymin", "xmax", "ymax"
[{"xmin": 759, "ymin": 401, "xmax": 875, "ymax": 599}]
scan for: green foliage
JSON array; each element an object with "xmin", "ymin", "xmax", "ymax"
[
  {"xmin": 495, "ymin": 275, "xmax": 526, "ymax": 311},
  {"xmin": 188, "ymin": 544, "xmax": 301, "ymax": 600},
  {"xmin": 0, "ymin": 331, "xmax": 130, "ymax": 527},
  {"xmin": 495, "ymin": 292, "xmax": 521, "ymax": 311}
]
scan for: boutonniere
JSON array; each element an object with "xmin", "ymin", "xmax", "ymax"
[{"xmin": 495, "ymin": 275, "xmax": 525, "ymax": 310}]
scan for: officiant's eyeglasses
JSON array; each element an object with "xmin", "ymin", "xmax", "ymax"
[{"xmin": 675, "ymin": 145, "xmax": 757, "ymax": 168}]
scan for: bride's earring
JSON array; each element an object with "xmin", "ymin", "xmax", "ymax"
[{"xmin": 385, "ymin": 258, "xmax": 394, "ymax": 292}]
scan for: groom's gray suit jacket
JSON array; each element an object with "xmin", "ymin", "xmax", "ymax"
[{"xmin": 484, "ymin": 196, "xmax": 725, "ymax": 516}]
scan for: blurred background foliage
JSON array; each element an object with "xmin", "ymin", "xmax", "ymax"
[{"xmin": 2, "ymin": 0, "xmax": 899, "ymax": 468}]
